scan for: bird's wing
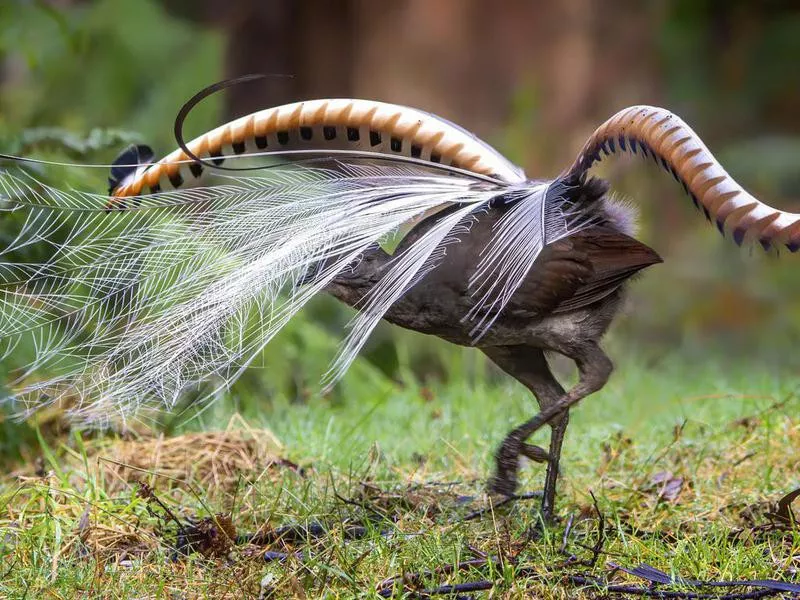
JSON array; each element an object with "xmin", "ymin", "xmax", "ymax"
[
  {"xmin": 552, "ymin": 228, "xmax": 662, "ymax": 313},
  {"xmin": 501, "ymin": 227, "xmax": 661, "ymax": 318},
  {"xmin": 501, "ymin": 236, "xmax": 595, "ymax": 318}
]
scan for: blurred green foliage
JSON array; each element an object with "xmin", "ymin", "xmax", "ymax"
[{"xmin": 0, "ymin": 0, "xmax": 223, "ymax": 147}]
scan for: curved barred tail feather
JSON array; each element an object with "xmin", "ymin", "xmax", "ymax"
[
  {"xmin": 565, "ymin": 105, "xmax": 800, "ymax": 251},
  {"xmin": 106, "ymin": 97, "xmax": 526, "ymax": 205},
  {"xmin": 107, "ymin": 144, "xmax": 155, "ymax": 195}
]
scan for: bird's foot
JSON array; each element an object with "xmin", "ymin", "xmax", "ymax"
[
  {"xmin": 488, "ymin": 439, "xmax": 549, "ymax": 496},
  {"xmin": 489, "ymin": 437, "xmax": 521, "ymax": 496},
  {"xmin": 487, "ymin": 473, "xmax": 517, "ymax": 497}
]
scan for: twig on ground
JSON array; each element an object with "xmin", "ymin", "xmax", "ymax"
[
  {"xmin": 376, "ymin": 486, "xmax": 800, "ymax": 600},
  {"xmin": 584, "ymin": 491, "xmax": 605, "ymax": 568},
  {"xmin": 137, "ymin": 480, "xmax": 185, "ymax": 534},
  {"xmin": 560, "ymin": 512, "xmax": 575, "ymax": 555}
]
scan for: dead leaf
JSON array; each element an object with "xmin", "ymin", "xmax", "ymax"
[
  {"xmin": 650, "ymin": 471, "xmax": 684, "ymax": 503},
  {"xmin": 176, "ymin": 513, "xmax": 237, "ymax": 558}
]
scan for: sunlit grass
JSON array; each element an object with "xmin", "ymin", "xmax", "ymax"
[{"xmin": 1, "ymin": 345, "xmax": 798, "ymax": 598}]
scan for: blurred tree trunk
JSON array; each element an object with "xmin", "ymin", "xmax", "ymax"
[
  {"xmin": 159, "ymin": 0, "xmax": 658, "ymax": 150},
  {"xmin": 161, "ymin": 0, "xmax": 355, "ymax": 116}
]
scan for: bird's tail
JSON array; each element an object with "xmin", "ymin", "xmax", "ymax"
[
  {"xmin": 563, "ymin": 105, "xmax": 800, "ymax": 251},
  {"xmin": 0, "ymin": 158, "xmax": 527, "ymax": 424}
]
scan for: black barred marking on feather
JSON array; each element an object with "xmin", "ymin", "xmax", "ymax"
[
  {"xmin": 108, "ymin": 97, "xmax": 799, "ymax": 253},
  {"xmin": 189, "ymin": 163, "xmax": 203, "ymax": 178},
  {"xmin": 209, "ymin": 149, "xmax": 225, "ymax": 166},
  {"xmin": 168, "ymin": 172, "xmax": 184, "ymax": 188},
  {"xmin": 112, "ymin": 95, "xmax": 529, "ymax": 199},
  {"xmin": 561, "ymin": 104, "xmax": 800, "ymax": 254},
  {"xmin": 580, "ymin": 122, "xmax": 756, "ymax": 244}
]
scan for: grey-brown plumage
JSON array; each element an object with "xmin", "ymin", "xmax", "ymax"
[{"xmin": 326, "ymin": 176, "xmax": 662, "ymax": 520}]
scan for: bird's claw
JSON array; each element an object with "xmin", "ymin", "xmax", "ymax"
[{"xmin": 489, "ymin": 439, "xmax": 551, "ymax": 497}]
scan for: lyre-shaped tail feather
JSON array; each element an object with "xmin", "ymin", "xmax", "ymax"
[{"xmin": 565, "ymin": 105, "xmax": 800, "ymax": 251}]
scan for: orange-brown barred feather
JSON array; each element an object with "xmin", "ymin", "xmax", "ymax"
[
  {"xmin": 565, "ymin": 105, "xmax": 800, "ymax": 251},
  {"xmin": 107, "ymin": 99, "xmax": 526, "ymax": 208}
]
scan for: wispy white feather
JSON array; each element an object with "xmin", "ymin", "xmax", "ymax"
[
  {"xmin": 0, "ymin": 162, "xmax": 497, "ymax": 421},
  {"xmin": 466, "ymin": 184, "xmax": 550, "ymax": 336},
  {"xmin": 0, "ymin": 158, "xmax": 592, "ymax": 424},
  {"xmin": 325, "ymin": 196, "xmax": 498, "ymax": 385},
  {"xmin": 465, "ymin": 180, "xmax": 596, "ymax": 337}
]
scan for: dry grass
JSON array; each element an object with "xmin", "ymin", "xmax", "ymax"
[{"xmin": 86, "ymin": 414, "xmax": 288, "ymax": 495}]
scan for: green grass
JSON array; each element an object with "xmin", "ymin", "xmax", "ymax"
[{"xmin": 1, "ymin": 345, "xmax": 799, "ymax": 598}]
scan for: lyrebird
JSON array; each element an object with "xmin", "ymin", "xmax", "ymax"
[{"xmin": 1, "ymin": 78, "xmax": 797, "ymax": 520}]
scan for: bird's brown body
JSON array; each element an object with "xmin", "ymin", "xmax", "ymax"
[{"xmin": 327, "ymin": 176, "xmax": 662, "ymax": 518}]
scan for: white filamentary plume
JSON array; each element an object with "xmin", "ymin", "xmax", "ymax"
[{"xmin": 0, "ymin": 157, "xmax": 583, "ymax": 424}]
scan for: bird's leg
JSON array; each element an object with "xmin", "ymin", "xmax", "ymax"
[
  {"xmin": 488, "ymin": 343, "xmax": 613, "ymax": 520},
  {"xmin": 482, "ymin": 346, "xmax": 564, "ymax": 510},
  {"xmin": 482, "ymin": 347, "xmax": 555, "ymax": 493},
  {"xmin": 503, "ymin": 354, "xmax": 570, "ymax": 520},
  {"xmin": 519, "ymin": 443, "xmax": 551, "ymax": 463},
  {"xmin": 542, "ymin": 412, "xmax": 569, "ymax": 520}
]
